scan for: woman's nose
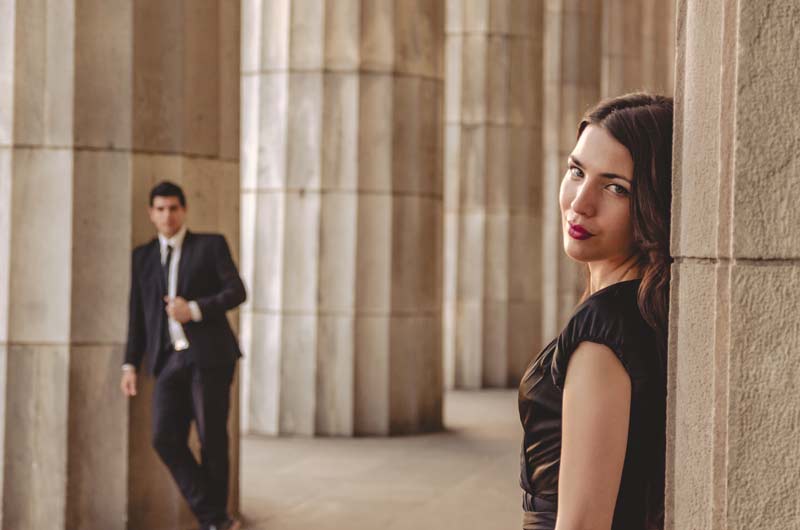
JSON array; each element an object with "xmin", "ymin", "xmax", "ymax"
[{"xmin": 570, "ymin": 182, "xmax": 596, "ymax": 217}]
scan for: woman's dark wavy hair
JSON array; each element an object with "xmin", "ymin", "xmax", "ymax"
[{"xmin": 577, "ymin": 92, "xmax": 673, "ymax": 530}]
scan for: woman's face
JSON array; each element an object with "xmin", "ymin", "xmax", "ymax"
[{"xmin": 559, "ymin": 124, "xmax": 636, "ymax": 264}]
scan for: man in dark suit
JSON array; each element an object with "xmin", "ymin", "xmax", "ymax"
[{"xmin": 121, "ymin": 181, "xmax": 245, "ymax": 530}]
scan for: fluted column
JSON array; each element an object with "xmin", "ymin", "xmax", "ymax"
[
  {"xmin": 443, "ymin": 0, "xmax": 544, "ymax": 389},
  {"xmin": 0, "ymin": 3, "xmax": 79, "ymax": 526},
  {"xmin": 241, "ymin": 0, "xmax": 444, "ymax": 436},
  {"xmin": 640, "ymin": 0, "xmax": 675, "ymax": 95},
  {"xmin": 541, "ymin": 0, "xmax": 603, "ymax": 340},
  {"xmin": 0, "ymin": 1, "xmax": 241, "ymax": 528},
  {"xmin": 129, "ymin": 2, "xmax": 242, "ymax": 528},
  {"xmin": 601, "ymin": 0, "xmax": 675, "ymax": 97},
  {"xmin": 668, "ymin": 2, "xmax": 800, "ymax": 529}
]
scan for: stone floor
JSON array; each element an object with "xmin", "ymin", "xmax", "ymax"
[{"xmin": 240, "ymin": 389, "xmax": 523, "ymax": 530}]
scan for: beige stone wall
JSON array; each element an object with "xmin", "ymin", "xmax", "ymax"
[
  {"xmin": 240, "ymin": 0, "xmax": 444, "ymax": 436},
  {"xmin": 0, "ymin": 1, "xmax": 240, "ymax": 529},
  {"xmin": 443, "ymin": 0, "xmax": 543, "ymax": 390},
  {"xmin": 668, "ymin": 1, "xmax": 800, "ymax": 529}
]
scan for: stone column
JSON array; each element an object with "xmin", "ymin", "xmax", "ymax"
[
  {"xmin": 639, "ymin": 0, "xmax": 675, "ymax": 95},
  {"xmin": 668, "ymin": 1, "xmax": 800, "ymax": 529},
  {"xmin": 240, "ymin": 0, "xmax": 444, "ymax": 436},
  {"xmin": 601, "ymin": 0, "xmax": 675, "ymax": 98},
  {"xmin": 442, "ymin": 0, "xmax": 543, "ymax": 389},
  {"xmin": 0, "ymin": 1, "xmax": 241, "ymax": 529},
  {"xmin": 0, "ymin": 0, "xmax": 10, "ymax": 514},
  {"xmin": 541, "ymin": 0, "xmax": 602, "ymax": 340},
  {"xmin": 0, "ymin": 2, "xmax": 79, "ymax": 527}
]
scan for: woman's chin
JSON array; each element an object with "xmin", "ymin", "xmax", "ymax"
[{"xmin": 562, "ymin": 240, "xmax": 597, "ymax": 263}]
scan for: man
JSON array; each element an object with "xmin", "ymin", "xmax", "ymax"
[{"xmin": 121, "ymin": 181, "xmax": 245, "ymax": 530}]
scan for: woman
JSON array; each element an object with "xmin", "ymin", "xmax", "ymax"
[{"xmin": 519, "ymin": 93, "xmax": 673, "ymax": 530}]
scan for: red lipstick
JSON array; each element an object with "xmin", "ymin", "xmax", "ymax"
[{"xmin": 568, "ymin": 223, "xmax": 594, "ymax": 240}]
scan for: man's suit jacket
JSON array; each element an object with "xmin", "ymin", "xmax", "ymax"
[{"xmin": 125, "ymin": 231, "xmax": 247, "ymax": 375}]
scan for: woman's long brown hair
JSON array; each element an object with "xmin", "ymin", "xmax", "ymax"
[
  {"xmin": 577, "ymin": 93, "xmax": 673, "ymax": 530},
  {"xmin": 578, "ymin": 92, "xmax": 673, "ymax": 350}
]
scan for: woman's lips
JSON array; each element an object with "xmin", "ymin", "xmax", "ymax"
[{"xmin": 567, "ymin": 223, "xmax": 594, "ymax": 240}]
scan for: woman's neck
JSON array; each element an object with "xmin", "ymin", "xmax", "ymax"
[{"xmin": 587, "ymin": 254, "xmax": 642, "ymax": 294}]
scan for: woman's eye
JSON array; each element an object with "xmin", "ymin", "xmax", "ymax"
[
  {"xmin": 569, "ymin": 166, "xmax": 583, "ymax": 178},
  {"xmin": 608, "ymin": 183, "xmax": 629, "ymax": 196}
]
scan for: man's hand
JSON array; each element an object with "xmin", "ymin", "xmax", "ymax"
[
  {"xmin": 121, "ymin": 370, "xmax": 138, "ymax": 397},
  {"xmin": 165, "ymin": 296, "xmax": 192, "ymax": 324}
]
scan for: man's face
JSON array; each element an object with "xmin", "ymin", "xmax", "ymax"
[{"xmin": 148, "ymin": 195, "xmax": 186, "ymax": 238}]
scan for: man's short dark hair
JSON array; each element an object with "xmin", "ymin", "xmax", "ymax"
[{"xmin": 149, "ymin": 181, "xmax": 186, "ymax": 207}]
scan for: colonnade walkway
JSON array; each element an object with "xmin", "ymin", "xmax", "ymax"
[{"xmin": 241, "ymin": 390, "xmax": 522, "ymax": 529}]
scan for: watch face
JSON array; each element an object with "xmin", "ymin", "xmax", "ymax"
[{"xmin": 175, "ymin": 338, "xmax": 189, "ymax": 351}]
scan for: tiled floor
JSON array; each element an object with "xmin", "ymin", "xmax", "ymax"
[{"xmin": 240, "ymin": 389, "xmax": 523, "ymax": 530}]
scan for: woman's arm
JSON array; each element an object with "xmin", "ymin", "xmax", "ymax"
[{"xmin": 555, "ymin": 341, "xmax": 631, "ymax": 530}]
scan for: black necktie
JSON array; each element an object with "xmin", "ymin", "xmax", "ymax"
[
  {"xmin": 160, "ymin": 245, "xmax": 174, "ymax": 352},
  {"xmin": 163, "ymin": 244, "xmax": 173, "ymax": 288}
]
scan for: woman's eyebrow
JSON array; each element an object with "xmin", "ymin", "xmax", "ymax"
[{"xmin": 569, "ymin": 155, "xmax": 631, "ymax": 183}]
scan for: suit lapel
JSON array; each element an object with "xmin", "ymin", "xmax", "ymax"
[
  {"xmin": 177, "ymin": 230, "xmax": 194, "ymax": 296},
  {"xmin": 150, "ymin": 239, "xmax": 166, "ymax": 295}
]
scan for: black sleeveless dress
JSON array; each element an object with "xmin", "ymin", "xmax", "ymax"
[{"xmin": 518, "ymin": 279, "xmax": 666, "ymax": 530}]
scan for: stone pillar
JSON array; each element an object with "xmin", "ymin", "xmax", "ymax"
[
  {"xmin": 601, "ymin": 0, "xmax": 675, "ymax": 98},
  {"xmin": 541, "ymin": 0, "xmax": 602, "ymax": 340},
  {"xmin": 601, "ymin": 0, "xmax": 642, "ymax": 97},
  {"xmin": 1, "ymin": 2, "xmax": 87, "ymax": 528},
  {"xmin": 128, "ymin": 2, "xmax": 242, "ymax": 529},
  {"xmin": 668, "ymin": 1, "xmax": 800, "ymax": 529},
  {"xmin": 240, "ymin": 0, "xmax": 444, "ymax": 436},
  {"xmin": 442, "ymin": 0, "xmax": 543, "ymax": 389},
  {"xmin": 640, "ymin": 0, "xmax": 675, "ymax": 95},
  {"xmin": 0, "ymin": 0, "xmax": 10, "ymax": 514},
  {"xmin": 0, "ymin": 1, "xmax": 241, "ymax": 529}
]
